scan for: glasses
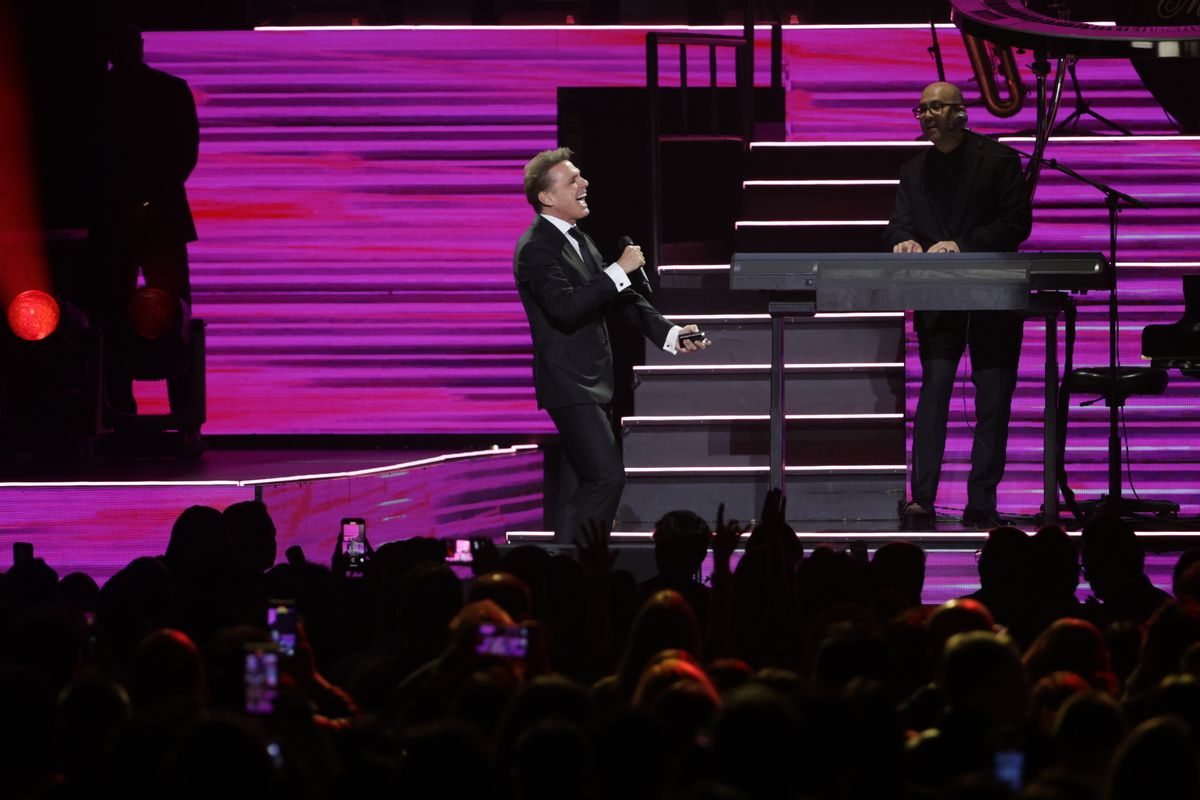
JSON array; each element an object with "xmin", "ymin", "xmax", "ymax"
[{"xmin": 912, "ymin": 101, "xmax": 962, "ymax": 118}]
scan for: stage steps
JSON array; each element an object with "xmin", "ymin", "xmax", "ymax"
[{"xmin": 620, "ymin": 130, "xmax": 1200, "ymax": 527}]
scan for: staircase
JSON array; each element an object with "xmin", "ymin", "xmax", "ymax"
[
  {"xmin": 621, "ymin": 137, "xmax": 1200, "ymax": 528},
  {"xmin": 617, "ymin": 142, "xmax": 915, "ymax": 529}
]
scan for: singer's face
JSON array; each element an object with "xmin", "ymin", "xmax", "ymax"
[
  {"xmin": 917, "ymin": 82, "xmax": 964, "ymax": 146},
  {"xmin": 539, "ymin": 160, "xmax": 591, "ymax": 224}
]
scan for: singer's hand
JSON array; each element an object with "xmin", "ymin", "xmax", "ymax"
[
  {"xmin": 893, "ymin": 240, "xmax": 923, "ymax": 253},
  {"xmin": 928, "ymin": 240, "xmax": 960, "ymax": 254},
  {"xmin": 677, "ymin": 324, "xmax": 710, "ymax": 354},
  {"xmin": 617, "ymin": 244, "xmax": 644, "ymax": 274}
]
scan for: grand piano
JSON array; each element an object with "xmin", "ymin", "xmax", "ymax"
[
  {"xmin": 730, "ymin": 251, "xmax": 1113, "ymax": 526},
  {"xmin": 950, "ymin": 0, "xmax": 1200, "ymax": 57},
  {"xmin": 1143, "ymin": 275, "xmax": 1200, "ymax": 379}
]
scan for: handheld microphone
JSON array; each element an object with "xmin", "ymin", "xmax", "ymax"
[
  {"xmin": 949, "ymin": 109, "xmax": 969, "ymax": 133},
  {"xmin": 617, "ymin": 235, "xmax": 653, "ymax": 294}
]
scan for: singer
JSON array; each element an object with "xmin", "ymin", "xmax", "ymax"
[
  {"xmin": 883, "ymin": 82, "xmax": 1032, "ymax": 530},
  {"xmin": 514, "ymin": 148, "xmax": 709, "ymax": 542}
]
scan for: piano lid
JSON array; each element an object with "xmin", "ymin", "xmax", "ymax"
[{"xmin": 950, "ymin": 0, "xmax": 1200, "ymax": 58}]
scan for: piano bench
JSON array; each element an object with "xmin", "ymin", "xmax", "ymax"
[{"xmin": 1066, "ymin": 367, "xmax": 1169, "ymax": 407}]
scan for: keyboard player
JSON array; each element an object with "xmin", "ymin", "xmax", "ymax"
[{"xmin": 884, "ymin": 82, "xmax": 1033, "ymax": 530}]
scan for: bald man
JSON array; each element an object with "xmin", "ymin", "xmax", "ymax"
[{"xmin": 883, "ymin": 82, "xmax": 1032, "ymax": 530}]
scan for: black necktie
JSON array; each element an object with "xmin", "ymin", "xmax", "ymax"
[{"xmin": 568, "ymin": 227, "xmax": 600, "ymax": 275}]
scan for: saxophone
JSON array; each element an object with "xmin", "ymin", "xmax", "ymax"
[{"xmin": 963, "ymin": 32, "xmax": 1027, "ymax": 118}]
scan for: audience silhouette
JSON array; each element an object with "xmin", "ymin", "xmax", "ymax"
[{"xmin": 2, "ymin": 496, "xmax": 1198, "ymax": 800}]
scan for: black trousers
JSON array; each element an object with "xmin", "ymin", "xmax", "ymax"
[
  {"xmin": 911, "ymin": 310, "xmax": 1023, "ymax": 515},
  {"xmin": 547, "ymin": 403, "xmax": 626, "ymax": 543}
]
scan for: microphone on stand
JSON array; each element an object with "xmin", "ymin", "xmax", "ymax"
[{"xmin": 617, "ymin": 235, "xmax": 653, "ymax": 294}]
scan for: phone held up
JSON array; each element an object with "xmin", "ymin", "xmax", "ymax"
[
  {"xmin": 476, "ymin": 623, "xmax": 529, "ymax": 659},
  {"xmin": 267, "ymin": 599, "xmax": 297, "ymax": 658},
  {"xmin": 445, "ymin": 538, "xmax": 475, "ymax": 564},
  {"xmin": 341, "ymin": 517, "xmax": 368, "ymax": 572},
  {"xmin": 244, "ymin": 643, "xmax": 280, "ymax": 715}
]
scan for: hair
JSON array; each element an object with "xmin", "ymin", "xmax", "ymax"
[
  {"xmin": 524, "ymin": 147, "xmax": 573, "ymax": 211},
  {"xmin": 652, "ymin": 509, "xmax": 711, "ymax": 579}
]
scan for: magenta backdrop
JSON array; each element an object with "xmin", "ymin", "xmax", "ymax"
[{"xmin": 142, "ymin": 25, "xmax": 1198, "ymax": 516}]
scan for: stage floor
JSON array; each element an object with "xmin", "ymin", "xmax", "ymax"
[{"xmin": 0, "ymin": 443, "xmax": 544, "ymax": 580}]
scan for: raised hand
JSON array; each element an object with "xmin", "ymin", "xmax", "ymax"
[
  {"xmin": 576, "ymin": 518, "xmax": 617, "ymax": 574},
  {"xmin": 712, "ymin": 502, "xmax": 748, "ymax": 571}
]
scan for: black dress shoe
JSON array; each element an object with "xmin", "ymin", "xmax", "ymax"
[
  {"xmin": 961, "ymin": 509, "xmax": 1010, "ymax": 530},
  {"xmin": 899, "ymin": 501, "xmax": 936, "ymax": 531}
]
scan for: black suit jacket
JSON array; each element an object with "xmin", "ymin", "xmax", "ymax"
[
  {"xmin": 883, "ymin": 135, "xmax": 1031, "ymax": 253},
  {"xmin": 514, "ymin": 216, "xmax": 674, "ymax": 410}
]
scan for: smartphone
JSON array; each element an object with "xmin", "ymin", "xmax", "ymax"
[
  {"xmin": 267, "ymin": 600, "xmax": 297, "ymax": 658},
  {"xmin": 244, "ymin": 644, "xmax": 280, "ymax": 715},
  {"xmin": 445, "ymin": 538, "xmax": 474, "ymax": 564},
  {"xmin": 13, "ymin": 542, "xmax": 33, "ymax": 563},
  {"xmin": 476, "ymin": 624, "xmax": 529, "ymax": 659},
  {"xmin": 341, "ymin": 518, "xmax": 367, "ymax": 571},
  {"xmin": 993, "ymin": 749, "xmax": 1024, "ymax": 792},
  {"xmin": 678, "ymin": 330, "xmax": 708, "ymax": 345}
]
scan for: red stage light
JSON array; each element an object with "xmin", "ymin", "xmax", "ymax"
[
  {"xmin": 7, "ymin": 289, "xmax": 60, "ymax": 341},
  {"xmin": 128, "ymin": 287, "xmax": 180, "ymax": 339}
]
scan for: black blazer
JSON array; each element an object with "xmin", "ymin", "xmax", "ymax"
[
  {"xmin": 883, "ymin": 135, "xmax": 1031, "ymax": 253},
  {"xmin": 514, "ymin": 216, "xmax": 674, "ymax": 410}
]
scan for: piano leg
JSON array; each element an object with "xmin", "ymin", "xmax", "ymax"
[
  {"xmin": 769, "ymin": 311, "xmax": 786, "ymax": 495},
  {"xmin": 1043, "ymin": 301, "xmax": 1060, "ymax": 527}
]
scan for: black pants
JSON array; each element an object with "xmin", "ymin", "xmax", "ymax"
[
  {"xmin": 911, "ymin": 310, "xmax": 1023, "ymax": 515},
  {"xmin": 547, "ymin": 403, "xmax": 626, "ymax": 543}
]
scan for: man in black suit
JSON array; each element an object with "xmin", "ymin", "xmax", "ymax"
[
  {"xmin": 515, "ymin": 148, "xmax": 709, "ymax": 542},
  {"xmin": 102, "ymin": 25, "xmax": 200, "ymax": 414},
  {"xmin": 883, "ymin": 82, "xmax": 1033, "ymax": 530}
]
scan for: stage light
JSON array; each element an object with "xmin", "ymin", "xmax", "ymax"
[
  {"xmin": 7, "ymin": 289, "xmax": 60, "ymax": 341},
  {"xmin": 127, "ymin": 287, "xmax": 181, "ymax": 340}
]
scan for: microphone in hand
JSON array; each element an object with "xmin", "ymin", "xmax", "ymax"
[{"xmin": 617, "ymin": 235, "xmax": 653, "ymax": 294}]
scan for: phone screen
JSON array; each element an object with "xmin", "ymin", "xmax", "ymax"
[
  {"xmin": 993, "ymin": 750, "xmax": 1024, "ymax": 792},
  {"xmin": 446, "ymin": 539, "xmax": 473, "ymax": 564},
  {"xmin": 341, "ymin": 518, "xmax": 367, "ymax": 570},
  {"xmin": 476, "ymin": 624, "xmax": 528, "ymax": 659},
  {"xmin": 267, "ymin": 602, "xmax": 297, "ymax": 657},
  {"xmin": 244, "ymin": 646, "xmax": 279, "ymax": 715}
]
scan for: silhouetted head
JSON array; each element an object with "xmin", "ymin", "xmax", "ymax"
[
  {"xmin": 1028, "ymin": 671, "xmax": 1091, "ymax": 734},
  {"xmin": 222, "ymin": 500, "xmax": 277, "ymax": 574},
  {"xmin": 168, "ymin": 713, "xmax": 277, "ymax": 800},
  {"xmin": 1052, "ymin": 691, "xmax": 1126, "ymax": 778},
  {"xmin": 467, "ymin": 571, "xmax": 532, "ymax": 622},
  {"xmin": 940, "ymin": 631, "xmax": 1027, "ymax": 725},
  {"xmin": 512, "ymin": 719, "xmax": 594, "ymax": 800},
  {"xmin": 631, "ymin": 649, "xmax": 718, "ymax": 708},
  {"xmin": 870, "ymin": 541, "xmax": 926, "ymax": 609},
  {"xmin": 1108, "ymin": 715, "xmax": 1200, "ymax": 800},
  {"xmin": 130, "ymin": 628, "xmax": 205, "ymax": 710},
  {"xmin": 395, "ymin": 561, "xmax": 463, "ymax": 647},
  {"xmin": 652, "ymin": 509, "xmax": 711, "ymax": 580},
  {"xmin": 927, "ymin": 598, "xmax": 995, "ymax": 661},
  {"xmin": 164, "ymin": 505, "xmax": 229, "ymax": 578},
  {"xmin": 56, "ymin": 671, "xmax": 132, "ymax": 784},
  {"xmin": 106, "ymin": 25, "xmax": 144, "ymax": 71},
  {"xmin": 1031, "ymin": 524, "xmax": 1080, "ymax": 598},
  {"xmin": 1024, "ymin": 617, "xmax": 1114, "ymax": 692},
  {"xmin": 58, "ymin": 572, "xmax": 100, "ymax": 614},
  {"xmin": 976, "ymin": 525, "xmax": 1031, "ymax": 592},
  {"xmin": 713, "ymin": 684, "xmax": 803, "ymax": 800},
  {"xmin": 617, "ymin": 590, "xmax": 702, "ymax": 695},
  {"xmin": 1080, "ymin": 514, "xmax": 1145, "ymax": 599}
]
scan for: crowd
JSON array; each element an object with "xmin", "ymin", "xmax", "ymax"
[{"xmin": 3, "ymin": 494, "xmax": 1200, "ymax": 800}]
